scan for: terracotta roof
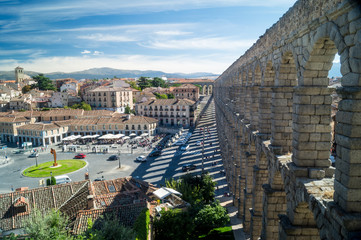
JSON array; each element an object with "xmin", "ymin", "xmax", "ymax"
[
  {"xmin": 0, "ymin": 116, "xmax": 30, "ymax": 123},
  {"xmin": 0, "ymin": 181, "xmax": 89, "ymax": 232},
  {"xmin": 0, "ymin": 177, "xmax": 157, "ymax": 234},
  {"xmin": 17, "ymin": 123, "xmax": 62, "ymax": 131},
  {"xmin": 40, "ymin": 109, "xmax": 84, "ymax": 117},
  {"xmin": 137, "ymin": 98, "xmax": 195, "ymax": 106}
]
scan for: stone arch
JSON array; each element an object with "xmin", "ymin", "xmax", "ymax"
[
  {"xmin": 292, "ymin": 36, "xmax": 339, "ymax": 169},
  {"xmin": 270, "ymin": 51, "xmax": 297, "ymax": 154}
]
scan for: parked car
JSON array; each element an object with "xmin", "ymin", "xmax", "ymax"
[
  {"xmin": 149, "ymin": 150, "xmax": 162, "ymax": 157},
  {"xmin": 108, "ymin": 155, "xmax": 119, "ymax": 161},
  {"xmin": 180, "ymin": 144, "xmax": 190, "ymax": 151},
  {"xmin": 182, "ymin": 164, "xmax": 196, "ymax": 172},
  {"xmin": 74, "ymin": 153, "xmax": 86, "ymax": 159},
  {"xmin": 196, "ymin": 141, "xmax": 203, "ymax": 146},
  {"xmin": 135, "ymin": 155, "xmax": 147, "ymax": 162},
  {"xmin": 94, "ymin": 176, "xmax": 105, "ymax": 181},
  {"xmin": 29, "ymin": 152, "xmax": 39, "ymax": 158},
  {"xmin": 54, "ymin": 175, "xmax": 72, "ymax": 184}
]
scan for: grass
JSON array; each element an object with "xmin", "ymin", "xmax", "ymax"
[
  {"xmin": 23, "ymin": 160, "xmax": 86, "ymax": 178},
  {"xmin": 198, "ymin": 226, "xmax": 234, "ymax": 240}
]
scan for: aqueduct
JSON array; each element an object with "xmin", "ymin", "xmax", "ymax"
[{"xmin": 214, "ymin": 0, "xmax": 361, "ymax": 239}]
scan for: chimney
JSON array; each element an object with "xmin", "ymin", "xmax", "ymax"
[
  {"xmin": 87, "ymin": 195, "xmax": 95, "ymax": 209},
  {"xmin": 126, "ymin": 114, "xmax": 131, "ymax": 120}
]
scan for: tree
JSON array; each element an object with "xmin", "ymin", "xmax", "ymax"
[
  {"xmin": 193, "ymin": 201, "xmax": 230, "ymax": 235},
  {"xmin": 24, "ymin": 208, "xmax": 71, "ymax": 240},
  {"xmin": 151, "ymin": 77, "xmax": 168, "ymax": 88},
  {"xmin": 31, "ymin": 74, "xmax": 57, "ymax": 91},
  {"xmin": 154, "ymin": 93, "xmax": 168, "ymax": 99},
  {"xmin": 70, "ymin": 102, "xmax": 91, "ymax": 111},
  {"xmin": 167, "ymin": 93, "xmax": 175, "ymax": 99},
  {"xmin": 124, "ymin": 105, "xmax": 131, "ymax": 114},
  {"xmin": 138, "ymin": 77, "xmax": 151, "ymax": 90},
  {"xmin": 165, "ymin": 173, "xmax": 216, "ymax": 205},
  {"xmin": 126, "ymin": 81, "xmax": 141, "ymax": 90},
  {"xmin": 83, "ymin": 214, "xmax": 136, "ymax": 240},
  {"xmin": 22, "ymin": 85, "xmax": 32, "ymax": 94},
  {"xmin": 194, "ymin": 84, "xmax": 203, "ymax": 93},
  {"xmin": 153, "ymin": 208, "xmax": 194, "ymax": 240}
]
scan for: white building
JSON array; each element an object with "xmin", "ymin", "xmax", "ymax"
[{"xmin": 50, "ymin": 92, "xmax": 69, "ymax": 108}]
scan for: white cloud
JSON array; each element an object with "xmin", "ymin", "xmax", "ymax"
[
  {"xmin": 142, "ymin": 37, "xmax": 255, "ymax": 51},
  {"xmin": 154, "ymin": 30, "xmax": 192, "ymax": 36},
  {"xmin": 0, "ymin": 54, "xmax": 238, "ymax": 74},
  {"xmin": 93, "ymin": 51, "xmax": 103, "ymax": 55},
  {"xmin": 77, "ymin": 33, "xmax": 136, "ymax": 42},
  {"xmin": 81, "ymin": 50, "xmax": 91, "ymax": 54}
]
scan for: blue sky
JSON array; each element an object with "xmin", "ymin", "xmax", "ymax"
[{"xmin": 1, "ymin": 0, "xmax": 337, "ymax": 75}]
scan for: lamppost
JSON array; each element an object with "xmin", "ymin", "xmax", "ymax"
[
  {"xmin": 201, "ymin": 127, "xmax": 205, "ymax": 174},
  {"xmin": 35, "ymin": 155, "xmax": 38, "ymax": 167},
  {"xmin": 118, "ymin": 150, "xmax": 121, "ymax": 169}
]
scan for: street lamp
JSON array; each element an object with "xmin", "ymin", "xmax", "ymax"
[
  {"xmin": 201, "ymin": 127, "xmax": 205, "ymax": 174},
  {"xmin": 118, "ymin": 150, "xmax": 121, "ymax": 169},
  {"xmin": 35, "ymin": 155, "xmax": 38, "ymax": 167}
]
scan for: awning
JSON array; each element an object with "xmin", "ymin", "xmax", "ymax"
[{"xmin": 153, "ymin": 187, "xmax": 181, "ymax": 199}]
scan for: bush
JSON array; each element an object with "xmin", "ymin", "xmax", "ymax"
[{"xmin": 133, "ymin": 208, "xmax": 150, "ymax": 240}]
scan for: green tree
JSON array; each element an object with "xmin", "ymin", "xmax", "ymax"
[
  {"xmin": 124, "ymin": 105, "xmax": 131, "ymax": 114},
  {"xmin": 133, "ymin": 208, "xmax": 150, "ymax": 240},
  {"xmin": 126, "ymin": 81, "xmax": 141, "ymax": 90},
  {"xmin": 153, "ymin": 208, "xmax": 194, "ymax": 240},
  {"xmin": 22, "ymin": 85, "xmax": 32, "ymax": 94},
  {"xmin": 137, "ymin": 77, "xmax": 151, "ymax": 90},
  {"xmin": 70, "ymin": 102, "xmax": 91, "ymax": 111},
  {"xmin": 24, "ymin": 208, "xmax": 71, "ymax": 240},
  {"xmin": 83, "ymin": 214, "xmax": 136, "ymax": 240},
  {"xmin": 193, "ymin": 201, "xmax": 230, "ymax": 235},
  {"xmin": 151, "ymin": 77, "xmax": 168, "ymax": 88},
  {"xmin": 167, "ymin": 93, "xmax": 175, "ymax": 99},
  {"xmin": 31, "ymin": 74, "xmax": 57, "ymax": 91},
  {"xmin": 165, "ymin": 173, "xmax": 216, "ymax": 205},
  {"xmin": 154, "ymin": 93, "xmax": 168, "ymax": 99}
]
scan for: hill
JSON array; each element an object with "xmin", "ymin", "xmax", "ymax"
[{"xmin": 0, "ymin": 67, "xmax": 218, "ymax": 80}]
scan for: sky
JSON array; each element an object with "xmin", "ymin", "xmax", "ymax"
[{"xmin": 0, "ymin": 0, "xmax": 339, "ymax": 76}]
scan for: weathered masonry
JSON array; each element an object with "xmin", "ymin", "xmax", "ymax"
[{"xmin": 214, "ymin": 0, "xmax": 361, "ymax": 239}]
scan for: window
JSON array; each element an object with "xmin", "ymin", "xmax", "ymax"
[
  {"xmin": 103, "ymin": 125, "xmax": 106, "ymax": 130},
  {"xmin": 138, "ymin": 125, "xmax": 141, "ymax": 130},
  {"xmin": 126, "ymin": 125, "xmax": 129, "ymax": 130},
  {"xmin": 132, "ymin": 125, "xmax": 135, "ymax": 130},
  {"xmin": 109, "ymin": 125, "xmax": 111, "ymax": 130},
  {"xmin": 144, "ymin": 125, "xmax": 147, "ymax": 130}
]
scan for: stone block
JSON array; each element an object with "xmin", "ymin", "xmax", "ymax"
[
  {"xmin": 293, "ymin": 148, "xmax": 318, "ymax": 160},
  {"xmin": 315, "ymin": 124, "xmax": 331, "ymax": 133},
  {"xmin": 340, "ymin": 147, "xmax": 361, "ymax": 164},
  {"xmin": 293, "ymin": 123, "xmax": 315, "ymax": 133},
  {"xmin": 310, "ymin": 96, "xmax": 325, "ymax": 104},
  {"xmin": 309, "ymin": 133, "xmax": 321, "ymax": 141},
  {"xmin": 338, "ymin": 99, "xmax": 361, "ymax": 112},
  {"xmin": 310, "ymin": 115, "xmax": 321, "ymax": 124},
  {"xmin": 315, "ymin": 105, "xmax": 331, "ymax": 115},
  {"xmin": 293, "ymin": 95, "xmax": 311, "ymax": 104},
  {"xmin": 336, "ymin": 157, "xmax": 361, "ymax": 176},
  {"xmin": 315, "ymin": 141, "xmax": 331, "ymax": 150},
  {"xmin": 294, "ymin": 104, "xmax": 315, "ymax": 115},
  {"xmin": 340, "ymin": 72, "xmax": 360, "ymax": 87},
  {"xmin": 308, "ymin": 168, "xmax": 325, "ymax": 179},
  {"xmin": 314, "ymin": 159, "xmax": 331, "ymax": 167},
  {"xmin": 334, "ymin": 179, "xmax": 361, "ymax": 201},
  {"xmin": 317, "ymin": 150, "xmax": 330, "ymax": 159}
]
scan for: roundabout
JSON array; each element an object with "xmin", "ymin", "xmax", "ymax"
[{"xmin": 22, "ymin": 160, "xmax": 87, "ymax": 178}]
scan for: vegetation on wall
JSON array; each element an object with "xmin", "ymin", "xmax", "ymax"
[{"xmin": 133, "ymin": 208, "xmax": 150, "ymax": 240}]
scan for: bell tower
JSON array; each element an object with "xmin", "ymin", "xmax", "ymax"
[{"xmin": 15, "ymin": 66, "xmax": 24, "ymax": 84}]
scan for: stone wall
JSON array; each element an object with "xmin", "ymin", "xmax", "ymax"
[{"xmin": 214, "ymin": 0, "xmax": 361, "ymax": 239}]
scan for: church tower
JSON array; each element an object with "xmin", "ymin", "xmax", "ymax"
[{"xmin": 15, "ymin": 66, "xmax": 24, "ymax": 84}]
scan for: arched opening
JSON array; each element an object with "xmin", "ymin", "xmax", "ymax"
[{"xmin": 292, "ymin": 37, "xmax": 339, "ymax": 169}]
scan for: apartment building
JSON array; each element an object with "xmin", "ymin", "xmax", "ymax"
[
  {"xmin": 170, "ymin": 84, "xmax": 199, "ymax": 101},
  {"xmin": 136, "ymin": 99, "xmax": 196, "ymax": 127},
  {"xmin": 83, "ymin": 86, "xmax": 133, "ymax": 112}
]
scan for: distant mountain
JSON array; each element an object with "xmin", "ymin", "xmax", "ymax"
[{"xmin": 0, "ymin": 67, "xmax": 218, "ymax": 81}]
